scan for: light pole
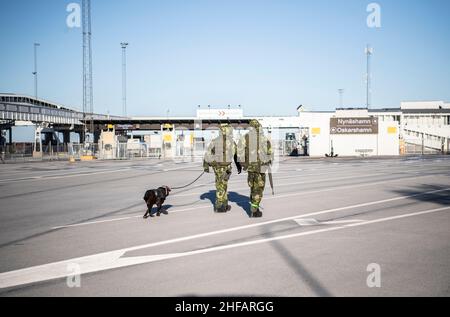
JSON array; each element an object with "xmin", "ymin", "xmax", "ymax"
[
  {"xmin": 365, "ymin": 45, "xmax": 373, "ymax": 109},
  {"xmin": 33, "ymin": 43, "xmax": 40, "ymax": 99},
  {"xmin": 338, "ymin": 89, "xmax": 344, "ymax": 108},
  {"xmin": 82, "ymin": 0, "xmax": 94, "ymax": 143},
  {"xmin": 121, "ymin": 42, "xmax": 129, "ymax": 117}
]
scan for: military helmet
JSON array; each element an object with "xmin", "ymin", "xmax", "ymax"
[
  {"xmin": 249, "ymin": 119, "xmax": 262, "ymax": 129},
  {"xmin": 219, "ymin": 123, "xmax": 233, "ymax": 136}
]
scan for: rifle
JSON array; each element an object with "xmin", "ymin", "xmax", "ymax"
[{"xmin": 268, "ymin": 164, "xmax": 274, "ymax": 196}]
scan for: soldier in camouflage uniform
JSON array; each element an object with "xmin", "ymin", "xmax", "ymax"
[
  {"xmin": 238, "ymin": 120, "xmax": 273, "ymax": 218},
  {"xmin": 203, "ymin": 124, "xmax": 242, "ymax": 213}
]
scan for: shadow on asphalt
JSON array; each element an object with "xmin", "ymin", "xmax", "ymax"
[
  {"xmin": 263, "ymin": 223, "xmax": 333, "ymax": 297},
  {"xmin": 200, "ymin": 190, "xmax": 251, "ymax": 217},
  {"xmin": 390, "ymin": 184, "xmax": 450, "ymax": 206},
  {"xmin": 0, "ymin": 201, "xmax": 145, "ymax": 249},
  {"xmin": 305, "ymin": 183, "xmax": 450, "ymax": 223}
]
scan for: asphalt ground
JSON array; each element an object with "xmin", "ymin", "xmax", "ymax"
[{"xmin": 0, "ymin": 156, "xmax": 449, "ymax": 296}]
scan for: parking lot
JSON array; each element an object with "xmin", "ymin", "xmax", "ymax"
[{"xmin": 0, "ymin": 156, "xmax": 449, "ymax": 296}]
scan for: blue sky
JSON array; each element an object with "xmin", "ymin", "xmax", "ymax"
[{"xmin": 1, "ymin": 0, "xmax": 449, "ymax": 117}]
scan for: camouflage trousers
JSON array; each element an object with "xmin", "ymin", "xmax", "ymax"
[
  {"xmin": 213, "ymin": 165, "xmax": 232, "ymax": 210},
  {"xmin": 248, "ymin": 172, "xmax": 266, "ymax": 210}
]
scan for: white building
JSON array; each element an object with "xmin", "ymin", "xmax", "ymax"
[
  {"xmin": 291, "ymin": 101, "xmax": 450, "ymax": 157},
  {"xmin": 292, "ymin": 108, "xmax": 399, "ymax": 157},
  {"xmin": 124, "ymin": 102, "xmax": 450, "ymax": 158},
  {"xmin": 197, "ymin": 101, "xmax": 450, "ymax": 157},
  {"xmin": 399, "ymin": 101, "xmax": 450, "ymax": 153}
]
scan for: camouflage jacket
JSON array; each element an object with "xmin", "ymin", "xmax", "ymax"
[
  {"xmin": 238, "ymin": 131, "xmax": 274, "ymax": 173},
  {"xmin": 203, "ymin": 134, "xmax": 238, "ymax": 168}
]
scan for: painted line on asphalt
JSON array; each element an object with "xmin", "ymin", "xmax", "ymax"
[
  {"xmin": 0, "ymin": 168, "xmax": 133, "ymax": 183},
  {"xmin": 50, "ymin": 187, "xmax": 450, "ymax": 244},
  {"xmin": 173, "ymin": 172, "xmax": 385, "ymax": 197},
  {"xmin": 52, "ymin": 216, "xmax": 143, "ymax": 229},
  {"xmin": 0, "ymin": 163, "xmax": 201, "ymax": 183},
  {"xmin": 294, "ymin": 218, "xmax": 364, "ymax": 226},
  {"xmin": 0, "ymin": 157, "xmax": 438, "ymax": 184},
  {"xmin": 51, "ymin": 175, "xmax": 448, "ymax": 229},
  {"xmin": 173, "ymin": 164, "xmax": 450, "ymax": 195},
  {"xmin": 169, "ymin": 166, "xmax": 386, "ymax": 192},
  {"xmin": 2, "ymin": 206, "xmax": 449, "ymax": 289}
]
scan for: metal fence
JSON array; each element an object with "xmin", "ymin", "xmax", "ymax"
[
  {"xmin": 2, "ymin": 139, "xmax": 306, "ymax": 163},
  {"xmin": 93, "ymin": 143, "xmax": 162, "ymax": 160},
  {"xmin": 2, "ymin": 143, "xmax": 34, "ymax": 160},
  {"xmin": 115, "ymin": 143, "xmax": 161, "ymax": 160},
  {"xmin": 173, "ymin": 139, "xmax": 300, "ymax": 160},
  {"xmin": 276, "ymin": 140, "xmax": 308, "ymax": 157},
  {"xmin": 402, "ymin": 139, "xmax": 443, "ymax": 155},
  {"xmin": 1, "ymin": 142, "xmax": 71, "ymax": 161},
  {"xmin": 14, "ymin": 137, "xmax": 448, "ymax": 162},
  {"xmin": 174, "ymin": 141, "xmax": 206, "ymax": 160},
  {"xmin": 69, "ymin": 143, "xmax": 99, "ymax": 159},
  {"xmin": 173, "ymin": 140, "xmax": 304, "ymax": 159}
]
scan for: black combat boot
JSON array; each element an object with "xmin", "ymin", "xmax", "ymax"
[
  {"xmin": 250, "ymin": 205, "xmax": 263, "ymax": 218},
  {"xmin": 251, "ymin": 210, "xmax": 263, "ymax": 218},
  {"xmin": 215, "ymin": 205, "xmax": 228, "ymax": 213},
  {"xmin": 226, "ymin": 205, "xmax": 232, "ymax": 212}
]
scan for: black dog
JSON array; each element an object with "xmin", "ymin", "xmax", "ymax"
[{"xmin": 143, "ymin": 186, "xmax": 171, "ymax": 219}]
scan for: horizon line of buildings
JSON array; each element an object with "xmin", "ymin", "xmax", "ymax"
[{"xmin": 2, "ymin": 93, "xmax": 449, "ymax": 157}]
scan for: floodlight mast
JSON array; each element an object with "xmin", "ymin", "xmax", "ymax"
[
  {"xmin": 82, "ymin": 0, "xmax": 94, "ymax": 143},
  {"xmin": 121, "ymin": 42, "xmax": 129, "ymax": 117},
  {"xmin": 33, "ymin": 43, "xmax": 40, "ymax": 99},
  {"xmin": 365, "ymin": 45, "xmax": 373, "ymax": 109},
  {"xmin": 338, "ymin": 88, "xmax": 344, "ymax": 108}
]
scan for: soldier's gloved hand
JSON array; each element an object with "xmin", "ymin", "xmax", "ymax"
[{"xmin": 204, "ymin": 166, "xmax": 210, "ymax": 173}]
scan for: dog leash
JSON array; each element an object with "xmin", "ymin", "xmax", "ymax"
[{"xmin": 171, "ymin": 171, "xmax": 206, "ymax": 190}]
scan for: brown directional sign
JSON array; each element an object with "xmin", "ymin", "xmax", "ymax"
[{"xmin": 330, "ymin": 117, "xmax": 379, "ymax": 135}]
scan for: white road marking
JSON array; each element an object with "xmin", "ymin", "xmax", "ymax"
[
  {"xmin": 0, "ymin": 163, "xmax": 200, "ymax": 184},
  {"xmin": 0, "ymin": 158, "xmax": 442, "ymax": 184},
  {"xmin": 50, "ymin": 205, "xmax": 212, "ymax": 230},
  {"xmin": 50, "ymin": 175, "xmax": 449, "ymax": 229},
  {"xmin": 173, "ymin": 172, "xmax": 384, "ymax": 197},
  {"xmin": 182, "ymin": 162, "xmax": 444, "ymax": 190},
  {"xmin": 52, "ymin": 216, "xmax": 143, "ymax": 229},
  {"xmin": 171, "ymin": 165, "xmax": 376, "ymax": 190},
  {"xmin": 1, "ymin": 206, "xmax": 448, "ymax": 289},
  {"xmin": 294, "ymin": 218, "xmax": 364, "ymax": 226},
  {"xmin": 173, "ymin": 163, "xmax": 449, "ymax": 196},
  {"xmin": 51, "ymin": 187, "xmax": 450, "ymax": 247},
  {"xmin": 294, "ymin": 218, "xmax": 321, "ymax": 226},
  {"xmin": 322, "ymin": 220, "xmax": 365, "ymax": 225},
  {"xmin": 0, "ymin": 168, "xmax": 132, "ymax": 183},
  {"xmin": 265, "ymin": 174, "xmax": 440, "ymax": 201}
]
